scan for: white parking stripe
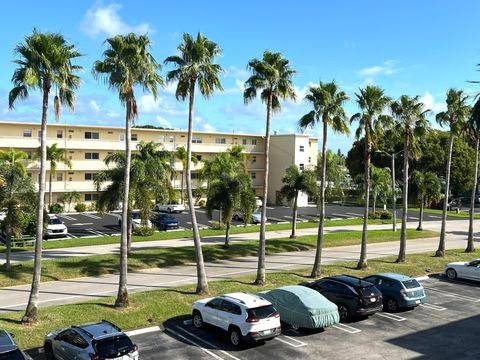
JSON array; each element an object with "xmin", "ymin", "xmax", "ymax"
[
  {"xmin": 428, "ymin": 215, "xmax": 442, "ymax": 219},
  {"xmin": 175, "ymin": 326, "xmax": 241, "ymax": 360},
  {"xmin": 376, "ymin": 312, "xmax": 406, "ymax": 322},
  {"xmin": 57, "ymin": 215, "xmax": 77, "ymax": 221},
  {"xmin": 409, "ymin": 217, "xmax": 419, "ymax": 220},
  {"xmin": 345, "ymin": 212, "xmax": 362, "ymax": 217},
  {"xmin": 332, "ymin": 323, "xmax": 361, "ymax": 334},
  {"xmin": 424, "ymin": 287, "xmax": 480, "ymax": 302},
  {"xmin": 332, "ymin": 213, "xmax": 350, "ymax": 218},
  {"xmin": 267, "ymin": 217, "xmax": 285, "ymax": 222},
  {"xmin": 165, "ymin": 327, "xmax": 224, "ymax": 360},
  {"xmin": 420, "ymin": 303, "xmax": 447, "ymax": 311},
  {"xmin": 275, "ymin": 335, "xmax": 307, "ymax": 348},
  {"xmin": 82, "ymin": 213, "xmax": 102, "ymax": 219},
  {"xmin": 86, "ymin": 228, "xmax": 108, "ymax": 237},
  {"xmin": 66, "ymin": 233, "xmax": 78, "ymax": 239}
]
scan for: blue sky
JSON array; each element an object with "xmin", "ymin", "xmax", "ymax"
[{"xmin": 1, "ymin": 0, "xmax": 480, "ymax": 154}]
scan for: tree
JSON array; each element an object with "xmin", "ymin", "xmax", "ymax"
[
  {"xmin": 174, "ymin": 146, "xmax": 199, "ymax": 205},
  {"xmin": 390, "ymin": 95, "xmax": 430, "ymax": 263},
  {"xmin": 93, "ymin": 33, "xmax": 163, "ymax": 307},
  {"xmin": 350, "ymin": 86, "xmax": 392, "ymax": 270},
  {"xmin": 9, "ymin": 29, "xmax": 82, "ymax": 323},
  {"xmin": 370, "ymin": 165, "xmax": 391, "ymax": 213},
  {"xmin": 244, "ymin": 51, "xmax": 296, "ymax": 285},
  {"xmin": 435, "ymin": 89, "xmax": 470, "ymax": 257},
  {"xmin": 279, "ymin": 165, "xmax": 317, "ymax": 239},
  {"xmin": 411, "ymin": 171, "xmax": 441, "ymax": 231},
  {"xmin": 299, "ymin": 81, "xmax": 349, "ymax": 277},
  {"xmin": 228, "ymin": 145, "xmax": 250, "ymax": 175},
  {"xmin": 59, "ymin": 191, "xmax": 81, "ymax": 212},
  {"xmin": 0, "ymin": 149, "xmax": 35, "ymax": 270},
  {"xmin": 324, "ymin": 150, "xmax": 351, "ymax": 203},
  {"xmin": 165, "ymin": 32, "xmax": 224, "ymax": 295}
]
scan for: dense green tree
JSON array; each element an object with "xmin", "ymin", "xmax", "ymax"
[
  {"xmin": 324, "ymin": 150, "xmax": 351, "ymax": 203},
  {"xmin": 244, "ymin": 51, "xmax": 296, "ymax": 285},
  {"xmin": 174, "ymin": 146, "xmax": 199, "ymax": 205},
  {"xmin": 8, "ymin": 29, "xmax": 82, "ymax": 323},
  {"xmin": 411, "ymin": 171, "xmax": 441, "ymax": 231}
]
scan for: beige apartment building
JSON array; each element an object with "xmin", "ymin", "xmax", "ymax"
[{"xmin": 0, "ymin": 121, "xmax": 318, "ymax": 206}]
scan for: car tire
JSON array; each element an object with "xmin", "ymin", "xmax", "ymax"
[
  {"xmin": 338, "ymin": 304, "xmax": 350, "ymax": 321},
  {"xmin": 386, "ymin": 298, "xmax": 399, "ymax": 312},
  {"xmin": 44, "ymin": 342, "xmax": 55, "ymax": 360},
  {"xmin": 229, "ymin": 326, "xmax": 242, "ymax": 347},
  {"xmin": 233, "ymin": 214, "xmax": 239, "ymax": 221},
  {"xmin": 192, "ymin": 311, "xmax": 203, "ymax": 329},
  {"xmin": 446, "ymin": 268, "xmax": 457, "ymax": 279}
]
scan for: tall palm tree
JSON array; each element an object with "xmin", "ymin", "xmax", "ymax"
[
  {"xmin": 411, "ymin": 170, "xmax": 441, "ymax": 231},
  {"xmin": 466, "ymin": 97, "xmax": 480, "ymax": 252},
  {"xmin": 174, "ymin": 146, "xmax": 199, "ymax": 205},
  {"xmin": 228, "ymin": 145, "xmax": 250, "ymax": 175},
  {"xmin": 390, "ymin": 95, "xmax": 430, "ymax": 263},
  {"xmin": 435, "ymin": 89, "xmax": 470, "ymax": 257},
  {"xmin": 165, "ymin": 32, "xmax": 224, "ymax": 295},
  {"xmin": 279, "ymin": 165, "xmax": 317, "ymax": 239},
  {"xmin": 8, "ymin": 29, "xmax": 82, "ymax": 323},
  {"xmin": 350, "ymin": 86, "xmax": 392, "ymax": 270},
  {"xmin": 299, "ymin": 81, "xmax": 350, "ymax": 277},
  {"xmin": 93, "ymin": 33, "xmax": 163, "ymax": 307},
  {"xmin": 244, "ymin": 51, "xmax": 296, "ymax": 285}
]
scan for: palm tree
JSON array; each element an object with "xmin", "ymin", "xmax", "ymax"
[
  {"xmin": 412, "ymin": 170, "xmax": 441, "ymax": 231},
  {"xmin": 435, "ymin": 89, "xmax": 470, "ymax": 257},
  {"xmin": 279, "ymin": 165, "xmax": 317, "ymax": 239},
  {"xmin": 370, "ymin": 165, "xmax": 391, "ymax": 213},
  {"xmin": 390, "ymin": 95, "xmax": 430, "ymax": 262},
  {"xmin": 174, "ymin": 146, "xmax": 199, "ymax": 205},
  {"xmin": 8, "ymin": 29, "xmax": 82, "ymax": 323},
  {"xmin": 93, "ymin": 33, "xmax": 163, "ymax": 307},
  {"xmin": 228, "ymin": 145, "xmax": 250, "ymax": 175},
  {"xmin": 165, "ymin": 32, "xmax": 224, "ymax": 295},
  {"xmin": 244, "ymin": 51, "xmax": 296, "ymax": 285},
  {"xmin": 466, "ymin": 97, "xmax": 480, "ymax": 252},
  {"xmin": 299, "ymin": 81, "xmax": 349, "ymax": 277},
  {"xmin": 350, "ymin": 86, "xmax": 392, "ymax": 270}
]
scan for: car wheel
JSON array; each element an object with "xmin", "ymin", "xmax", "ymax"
[
  {"xmin": 291, "ymin": 323, "xmax": 299, "ymax": 331},
  {"xmin": 446, "ymin": 268, "xmax": 457, "ymax": 279},
  {"xmin": 338, "ymin": 304, "xmax": 349, "ymax": 320},
  {"xmin": 229, "ymin": 327, "xmax": 242, "ymax": 347},
  {"xmin": 44, "ymin": 342, "xmax": 55, "ymax": 360},
  {"xmin": 192, "ymin": 311, "xmax": 203, "ymax": 329},
  {"xmin": 386, "ymin": 298, "xmax": 399, "ymax": 312}
]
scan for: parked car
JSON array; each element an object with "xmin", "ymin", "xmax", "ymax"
[
  {"xmin": 434, "ymin": 198, "xmax": 462, "ymax": 211},
  {"xmin": 301, "ymin": 275, "xmax": 383, "ymax": 320},
  {"xmin": 445, "ymin": 258, "xmax": 480, "ymax": 281},
  {"xmin": 362, "ymin": 273, "xmax": 426, "ymax": 312},
  {"xmin": 0, "ymin": 330, "xmax": 33, "ymax": 360},
  {"xmin": 153, "ymin": 203, "xmax": 185, "ymax": 214},
  {"xmin": 151, "ymin": 213, "xmax": 179, "ymax": 231},
  {"xmin": 45, "ymin": 214, "xmax": 68, "ymax": 239},
  {"xmin": 255, "ymin": 197, "xmax": 263, "ymax": 209},
  {"xmin": 232, "ymin": 209, "xmax": 263, "ymax": 224},
  {"xmin": 192, "ymin": 292, "xmax": 281, "ymax": 347},
  {"xmin": 113, "ymin": 210, "xmax": 152, "ymax": 229},
  {"xmin": 44, "ymin": 320, "xmax": 138, "ymax": 360},
  {"xmin": 257, "ymin": 285, "xmax": 339, "ymax": 330}
]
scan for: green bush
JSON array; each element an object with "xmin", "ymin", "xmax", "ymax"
[
  {"xmin": 368, "ymin": 210, "xmax": 392, "ymax": 220},
  {"xmin": 198, "ymin": 199, "xmax": 206, "ymax": 207},
  {"xmin": 209, "ymin": 221, "xmax": 225, "ymax": 230},
  {"xmin": 133, "ymin": 225, "xmax": 155, "ymax": 236},
  {"xmin": 48, "ymin": 203, "xmax": 64, "ymax": 214},
  {"xmin": 74, "ymin": 203, "xmax": 86, "ymax": 213},
  {"xmin": 87, "ymin": 201, "xmax": 97, "ymax": 212}
]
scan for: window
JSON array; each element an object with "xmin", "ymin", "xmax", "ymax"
[
  {"xmin": 252, "ymin": 156, "xmax": 257, "ymax": 163},
  {"xmin": 37, "ymin": 130, "xmax": 41, "ymax": 138},
  {"xmin": 299, "ymin": 145, "xmax": 305, "ymax": 152},
  {"xmin": 84, "ymin": 173, "xmax": 95, "ymax": 181},
  {"xmin": 215, "ymin": 137, "xmax": 226, "ymax": 144},
  {"xmin": 308, "ymin": 157, "xmax": 311, "ymax": 163},
  {"xmin": 191, "ymin": 172, "xmax": 201, "ymax": 180},
  {"xmin": 192, "ymin": 136, "xmax": 202, "ymax": 144},
  {"xmin": 23, "ymin": 129, "xmax": 32, "ymax": 138},
  {"xmin": 158, "ymin": 135, "xmax": 164, "ymax": 143},
  {"xmin": 85, "ymin": 193, "xmax": 99, "ymax": 201},
  {"xmin": 85, "ymin": 132, "xmax": 100, "ymax": 139},
  {"xmin": 206, "ymin": 298, "xmax": 224, "ymax": 309},
  {"xmin": 169, "ymin": 136, "xmax": 175, "ymax": 143},
  {"xmin": 131, "ymin": 133, "xmax": 138, "ymax": 141},
  {"xmin": 85, "ymin": 152, "xmax": 100, "ymax": 160},
  {"xmin": 56, "ymin": 173, "xmax": 63, "ymax": 181},
  {"xmin": 119, "ymin": 134, "xmax": 125, "ymax": 142},
  {"xmin": 56, "ymin": 130, "xmax": 63, "ymax": 139},
  {"xmin": 299, "ymin": 164, "xmax": 304, "ymax": 170},
  {"xmin": 250, "ymin": 172, "xmax": 256, "ymax": 179},
  {"xmin": 26, "ymin": 151, "xmax": 33, "ymax": 160},
  {"xmin": 221, "ymin": 300, "xmax": 242, "ymax": 315},
  {"xmin": 196, "ymin": 155, "xmax": 202, "ymax": 161},
  {"xmin": 251, "ymin": 139, "xmax": 257, "ymax": 145},
  {"xmin": 242, "ymin": 139, "xmax": 247, "ymax": 145}
]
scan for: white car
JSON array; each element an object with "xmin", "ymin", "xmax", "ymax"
[
  {"xmin": 46, "ymin": 215, "xmax": 68, "ymax": 239},
  {"xmin": 192, "ymin": 292, "xmax": 281, "ymax": 347},
  {"xmin": 113, "ymin": 211, "xmax": 152, "ymax": 229},
  {"xmin": 233, "ymin": 210, "xmax": 264, "ymax": 224},
  {"xmin": 153, "ymin": 203, "xmax": 185, "ymax": 214},
  {"xmin": 445, "ymin": 259, "xmax": 480, "ymax": 281}
]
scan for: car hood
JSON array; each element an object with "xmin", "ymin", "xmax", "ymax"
[
  {"xmin": 446, "ymin": 261, "xmax": 469, "ymax": 267},
  {"xmin": 48, "ymin": 224, "xmax": 66, "ymax": 230}
]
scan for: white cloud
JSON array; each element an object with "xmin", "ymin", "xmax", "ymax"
[
  {"xmin": 203, "ymin": 123, "xmax": 216, "ymax": 132},
  {"xmin": 81, "ymin": 4, "xmax": 153, "ymax": 38},
  {"xmin": 89, "ymin": 100, "xmax": 100, "ymax": 111},
  {"xmin": 358, "ymin": 60, "xmax": 403, "ymax": 77},
  {"xmin": 226, "ymin": 65, "xmax": 249, "ymax": 79},
  {"xmin": 138, "ymin": 94, "xmax": 161, "ymax": 113},
  {"xmin": 156, "ymin": 115, "xmax": 173, "ymax": 128},
  {"xmin": 420, "ymin": 92, "xmax": 446, "ymax": 113},
  {"xmin": 223, "ymin": 78, "xmax": 245, "ymax": 94}
]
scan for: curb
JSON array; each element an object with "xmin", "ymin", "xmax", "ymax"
[
  {"xmin": 126, "ymin": 324, "xmax": 164, "ymax": 337},
  {"xmin": 414, "ymin": 275, "xmax": 431, "ymax": 281}
]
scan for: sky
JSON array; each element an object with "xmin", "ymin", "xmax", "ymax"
[{"xmin": 1, "ymin": 0, "xmax": 480, "ymax": 154}]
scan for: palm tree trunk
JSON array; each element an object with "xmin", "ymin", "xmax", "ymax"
[
  {"xmin": 23, "ymin": 84, "xmax": 49, "ymax": 323},
  {"xmin": 358, "ymin": 135, "xmax": 371, "ymax": 270},
  {"xmin": 224, "ymin": 221, "xmax": 230, "ymax": 249},
  {"xmin": 436, "ymin": 133, "xmax": 454, "ymax": 257},
  {"xmin": 311, "ymin": 119, "xmax": 327, "ymax": 277},
  {"xmin": 255, "ymin": 90, "xmax": 273, "ymax": 285},
  {"xmin": 4, "ymin": 224, "xmax": 11, "ymax": 270},
  {"xmin": 417, "ymin": 196, "xmax": 424, "ymax": 231},
  {"xmin": 49, "ymin": 171, "xmax": 53, "ymax": 209},
  {"xmin": 397, "ymin": 135, "xmax": 409, "ymax": 263},
  {"xmin": 290, "ymin": 192, "xmax": 298, "ymax": 239},
  {"xmin": 115, "ymin": 97, "xmax": 132, "ymax": 308},
  {"xmin": 372, "ymin": 194, "xmax": 376, "ymax": 214},
  {"xmin": 466, "ymin": 137, "xmax": 479, "ymax": 252},
  {"xmin": 188, "ymin": 79, "xmax": 209, "ymax": 294},
  {"xmin": 181, "ymin": 169, "xmax": 184, "ymax": 205},
  {"xmin": 126, "ymin": 207, "xmax": 132, "ymax": 255}
]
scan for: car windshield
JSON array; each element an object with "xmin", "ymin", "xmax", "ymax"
[
  {"xmin": 402, "ymin": 279, "xmax": 421, "ymax": 289},
  {"xmin": 247, "ymin": 305, "xmax": 277, "ymax": 319},
  {"xmin": 131, "ymin": 213, "xmax": 141, "ymax": 220},
  {"xmin": 94, "ymin": 335, "xmax": 134, "ymax": 357},
  {"xmin": 49, "ymin": 218, "xmax": 62, "ymax": 225},
  {"xmin": 0, "ymin": 349, "xmax": 24, "ymax": 360}
]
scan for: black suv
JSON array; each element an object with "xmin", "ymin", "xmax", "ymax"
[{"xmin": 301, "ymin": 275, "xmax": 383, "ymax": 320}]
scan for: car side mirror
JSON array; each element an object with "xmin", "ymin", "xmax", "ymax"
[{"xmin": 9, "ymin": 333, "xmax": 15, "ymax": 338}]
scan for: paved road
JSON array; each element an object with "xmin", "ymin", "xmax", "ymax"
[{"xmin": 0, "ymin": 219, "xmax": 477, "ymax": 313}]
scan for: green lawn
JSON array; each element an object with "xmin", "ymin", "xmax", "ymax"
[
  {"xmin": 1, "ymin": 247, "xmax": 477, "ymax": 350},
  {"xmin": 410, "ymin": 207, "xmax": 480, "ymax": 219},
  {"xmin": 0, "ymin": 229, "xmax": 437, "ymax": 288}
]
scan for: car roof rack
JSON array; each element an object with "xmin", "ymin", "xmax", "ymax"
[{"xmin": 220, "ymin": 295, "xmax": 246, "ymax": 305}]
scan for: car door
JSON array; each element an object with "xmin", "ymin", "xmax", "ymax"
[
  {"xmin": 465, "ymin": 260, "xmax": 480, "ymax": 281},
  {"xmin": 203, "ymin": 298, "xmax": 223, "ymax": 327},
  {"xmin": 54, "ymin": 330, "xmax": 81, "ymax": 360},
  {"xmin": 217, "ymin": 300, "xmax": 236, "ymax": 331},
  {"xmin": 314, "ymin": 280, "xmax": 341, "ymax": 303},
  {"xmin": 62, "ymin": 330, "xmax": 89, "ymax": 359}
]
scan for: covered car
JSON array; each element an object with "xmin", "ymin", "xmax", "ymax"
[{"xmin": 257, "ymin": 285, "xmax": 339, "ymax": 329}]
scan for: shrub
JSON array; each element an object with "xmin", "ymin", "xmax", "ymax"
[
  {"xmin": 87, "ymin": 201, "xmax": 97, "ymax": 212},
  {"xmin": 209, "ymin": 221, "xmax": 225, "ymax": 230},
  {"xmin": 198, "ymin": 199, "xmax": 206, "ymax": 207},
  {"xmin": 74, "ymin": 203, "xmax": 86, "ymax": 213},
  {"xmin": 133, "ymin": 225, "xmax": 155, "ymax": 236},
  {"xmin": 48, "ymin": 203, "xmax": 64, "ymax": 214},
  {"xmin": 379, "ymin": 210, "xmax": 392, "ymax": 220}
]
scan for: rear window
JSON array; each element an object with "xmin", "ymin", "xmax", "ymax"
[
  {"xmin": 94, "ymin": 335, "xmax": 134, "ymax": 358},
  {"xmin": 402, "ymin": 279, "xmax": 421, "ymax": 289},
  {"xmin": 247, "ymin": 305, "xmax": 277, "ymax": 319},
  {"xmin": 358, "ymin": 285, "xmax": 381, "ymax": 296},
  {"xmin": 0, "ymin": 349, "xmax": 24, "ymax": 360}
]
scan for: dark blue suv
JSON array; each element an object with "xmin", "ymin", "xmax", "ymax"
[{"xmin": 151, "ymin": 213, "xmax": 179, "ymax": 231}]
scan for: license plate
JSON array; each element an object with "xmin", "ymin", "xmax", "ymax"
[
  {"xmin": 263, "ymin": 329, "xmax": 272, "ymax": 335},
  {"xmin": 370, "ymin": 297, "xmax": 376, "ymax": 302},
  {"xmin": 415, "ymin": 300, "xmax": 420, "ymax": 304}
]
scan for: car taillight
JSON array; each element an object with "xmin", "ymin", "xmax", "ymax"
[
  {"xmin": 273, "ymin": 312, "xmax": 280, "ymax": 318},
  {"xmin": 400, "ymin": 289, "xmax": 407, "ymax": 298},
  {"xmin": 131, "ymin": 344, "xmax": 138, "ymax": 353},
  {"xmin": 89, "ymin": 353, "xmax": 100, "ymax": 360},
  {"xmin": 246, "ymin": 317, "xmax": 259, "ymax": 323}
]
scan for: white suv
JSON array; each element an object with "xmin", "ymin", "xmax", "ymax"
[{"xmin": 192, "ymin": 292, "xmax": 281, "ymax": 347}]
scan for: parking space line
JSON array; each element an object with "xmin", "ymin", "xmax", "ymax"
[
  {"xmin": 81, "ymin": 213, "xmax": 102, "ymax": 219},
  {"xmin": 57, "ymin": 215, "xmax": 77, "ymax": 221},
  {"xmin": 66, "ymin": 233, "xmax": 78, "ymax": 239},
  {"xmin": 267, "ymin": 217, "xmax": 285, "ymax": 222},
  {"xmin": 345, "ymin": 212, "xmax": 362, "ymax": 217},
  {"xmin": 424, "ymin": 287, "xmax": 480, "ymax": 302},
  {"xmin": 429, "ymin": 215, "xmax": 441, "ymax": 219},
  {"xmin": 165, "ymin": 327, "xmax": 224, "ymax": 360},
  {"xmin": 420, "ymin": 303, "xmax": 447, "ymax": 311},
  {"xmin": 86, "ymin": 228, "xmax": 108, "ymax": 236},
  {"xmin": 275, "ymin": 335, "xmax": 307, "ymax": 348},
  {"xmin": 332, "ymin": 323, "xmax": 361, "ymax": 334},
  {"xmin": 331, "ymin": 213, "xmax": 350, "ymax": 218},
  {"xmin": 376, "ymin": 312, "xmax": 406, "ymax": 322},
  {"xmin": 175, "ymin": 326, "xmax": 241, "ymax": 360}
]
